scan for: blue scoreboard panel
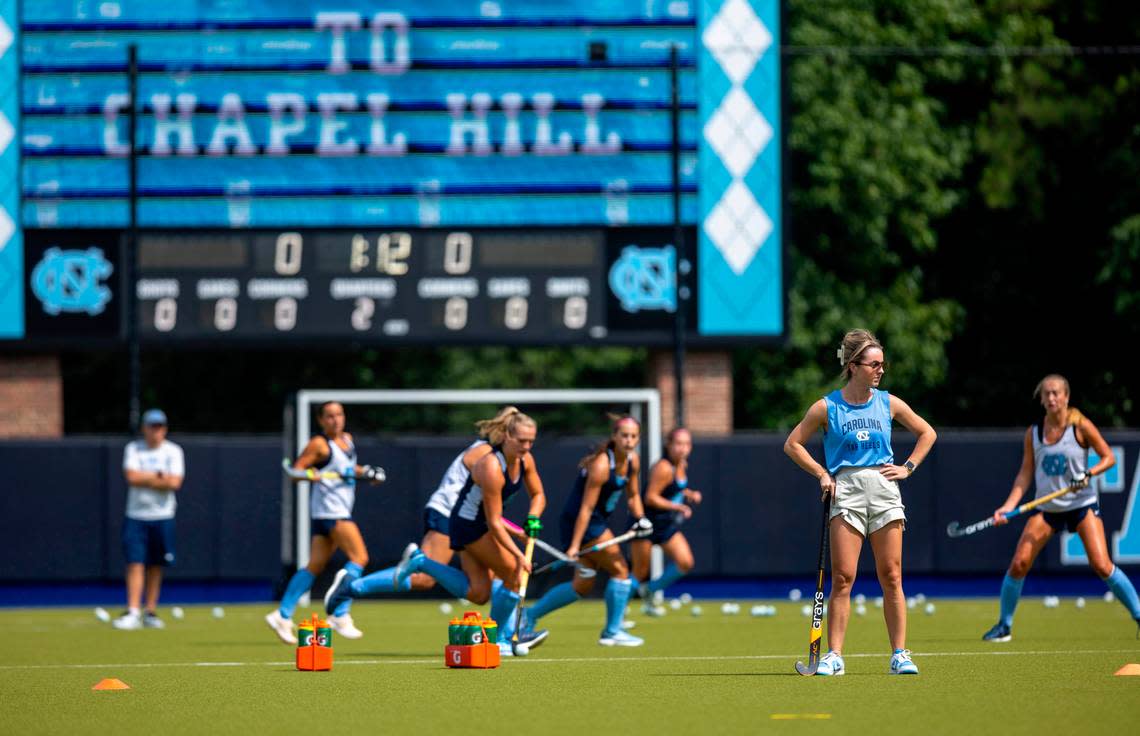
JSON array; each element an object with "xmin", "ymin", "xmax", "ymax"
[{"xmin": 3, "ymin": 0, "xmax": 783, "ymax": 345}]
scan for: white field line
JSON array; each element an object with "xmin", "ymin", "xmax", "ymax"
[{"xmin": 2, "ymin": 648, "xmax": 1136, "ymax": 671}]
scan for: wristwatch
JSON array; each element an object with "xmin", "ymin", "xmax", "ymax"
[{"xmin": 903, "ymin": 460, "xmax": 916, "ymax": 476}]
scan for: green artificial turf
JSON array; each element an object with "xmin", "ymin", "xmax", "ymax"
[{"xmin": 4, "ymin": 597, "xmax": 1138, "ymax": 735}]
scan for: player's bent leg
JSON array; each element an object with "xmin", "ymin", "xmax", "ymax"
[
  {"xmin": 986, "ymin": 515, "xmax": 1052, "ymax": 640},
  {"xmin": 1076, "ymin": 512, "xmax": 1140, "ymax": 623},
  {"xmin": 412, "ymin": 531, "xmax": 454, "ymax": 591},
  {"xmin": 648, "ymin": 534, "xmax": 693, "ymax": 595}
]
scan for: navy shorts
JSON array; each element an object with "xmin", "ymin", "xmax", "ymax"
[
  {"xmin": 559, "ymin": 513, "xmax": 610, "ymax": 550},
  {"xmin": 449, "ymin": 514, "xmax": 487, "ymax": 551},
  {"xmin": 423, "ymin": 507, "xmax": 451, "ymax": 537},
  {"xmin": 122, "ymin": 517, "xmax": 176, "ymax": 566},
  {"xmin": 1042, "ymin": 502, "xmax": 1100, "ymax": 534},
  {"xmin": 311, "ymin": 518, "xmax": 350, "ymax": 537},
  {"xmin": 646, "ymin": 511, "xmax": 682, "ymax": 545}
]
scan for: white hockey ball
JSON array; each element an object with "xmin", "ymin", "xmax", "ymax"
[
  {"xmin": 211, "ymin": 606, "xmax": 225, "ymax": 619},
  {"xmin": 680, "ymin": 593, "xmax": 693, "ymax": 604},
  {"xmin": 924, "ymin": 602, "xmax": 936, "ymax": 615},
  {"xmin": 690, "ymin": 605, "xmax": 702, "ymax": 617},
  {"xmin": 789, "ymin": 588, "xmax": 803, "ymax": 601},
  {"xmin": 1075, "ymin": 597, "xmax": 1086, "ymax": 609},
  {"xmin": 439, "ymin": 602, "xmax": 453, "ymax": 615},
  {"xmin": 171, "ymin": 606, "xmax": 185, "ymax": 620},
  {"xmin": 94, "ymin": 607, "xmax": 110, "ymax": 623}
]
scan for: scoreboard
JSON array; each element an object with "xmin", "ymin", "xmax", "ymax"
[
  {"xmin": 131, "ymin": 227, "xmax": 695, "ymax": 344},
  {"xmin": 0, "ymin": 1, "xmax": 784, "ymax": 345}
]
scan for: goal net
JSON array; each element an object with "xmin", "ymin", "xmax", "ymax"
[{"xmin": 283, "ymin": 388, "xmax": 663, "ymax": 596}]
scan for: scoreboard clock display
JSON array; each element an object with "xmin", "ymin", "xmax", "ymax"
[{"xmin": 132, "ymin": 227, "xmax": 697, "ymax": 344}]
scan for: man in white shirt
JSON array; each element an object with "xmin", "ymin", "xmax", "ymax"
[{"xmin": 113, "ymin": 409, "xmax": 185, "ymax": 630}]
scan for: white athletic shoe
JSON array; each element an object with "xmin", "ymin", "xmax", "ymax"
[
  {"xmin": 328, "ymin": 613, "xmax": 363, "ymax": 639},
  {"xmin": 816, "ymin": 651, "xmax": 845, "ymax": 676},
  {"xmin": 112, "ymin": 611, "xmax": 142, "ymax": 630},
  {"xmin": 641, "ymin": 602, "xmax": 667, "ymax": 617},
  {"xmin": 599, "ymin": 629, "xmax": 644, "ymax": 647},
  {"xmin": 264, "ymin": 609, "xmax": 297, "ymax": 645},
  {"xmin": 889, "ymin": 649, "xmax": 918, "ymax": 675},
  {"xmin": 142, "ymin": 611, "xmax": 165, "ymax": 629}
]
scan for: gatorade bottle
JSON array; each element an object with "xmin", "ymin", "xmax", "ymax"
[
  {"xmin": 298, "ymin": 620, "xmax": 315, "ymax": 647},
  {"xmin": 482, "ymin": 617, "xmax": 498, "ymax": 644},
  {"xmin": 448, "ymin": 618, "xmax": 463, "ymax": 645}
]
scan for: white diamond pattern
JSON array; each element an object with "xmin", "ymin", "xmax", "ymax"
[
  {"xmin": 701, "ymin": 0, "xmax": 771, "ymax": 84},
  {"xmin": 702, "ymin": 88, "xmax": 771, "ymax": 178},
  {"xmin": 0, "ymin": 111, "xmax": 12, "ymax": 156},
  {"xmin": 702, "ymin": 0, "xmax": 775, "ymax": 276},
  {"xmin": 702, "ymin": 181, "xmax": 770, "ymax": 275},
  {"xmin": 0, "ymin": 18, "xmax": 12, "ymax": 60},
  {"xmin": 0, "ymin": 208, "xmax": 12, "ymax": 253}
]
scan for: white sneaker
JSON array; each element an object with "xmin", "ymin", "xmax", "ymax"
[
  {"xmin": 599, "ymin": 629, "xmax": 644, "ymax": 647},
  {"xmin": 264, "ymin": 609, "xmax": 297, "ymax": 645},
  {"xmin": 112, "ymin": 611, "xmax": 142, "ymax": 630},
  {"xmin": 142, "ymin": 611, "xmax": 165, "ymax": 629},
  {"xmin": 328, "ymin": 613, "xmax": 363, "ymax": 639},
  {"xmin": 816, "ymin": 651, "xmax": 845, "ymax": 676},
  {"xmin": 889, "ymin": 649, "xmax": 918, "ymax": 675}
]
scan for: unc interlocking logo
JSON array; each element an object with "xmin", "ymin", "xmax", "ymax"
[
  {"xmin": 1042, "ymin": 454, "xmax": 1067, "ymax": 477},
  {"xmin": 608, "ymin": 245, "xmax": 676, "ymax": 313},
  {"xmin": 31, "ymin": 247, "xmax": 114, "ymax": 316},
  {"xmin": 856, "ymin": 431, "xmax": 871, "ymax": 442}
]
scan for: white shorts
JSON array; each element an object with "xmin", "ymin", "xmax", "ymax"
[{"xmin": 830, "ymin": 466, "xmax": 906, "ymax": 537}]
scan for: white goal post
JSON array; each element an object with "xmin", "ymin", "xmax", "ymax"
[{"xmin": 289, "ymin": 388, "xmax": 664, "ymax": 582}]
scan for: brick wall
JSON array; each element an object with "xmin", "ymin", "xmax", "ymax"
[
  {"xmin": 0, "ymin": 356, "xmax": 63, "ymax": 438},
  {"xmin": 647, "ymin": 350, "xmax": 732, "ymax": 435}
]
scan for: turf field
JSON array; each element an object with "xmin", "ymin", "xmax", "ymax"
[{"xmin": 5, "ymin": 597, "xmax": 1138, "ymax": 735}]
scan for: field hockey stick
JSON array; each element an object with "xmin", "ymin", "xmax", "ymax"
[
  {"xmin": 946, "ymin": 483, "xmax": 1079, "ymax": 538},
  {"xmin": 795, "ymin": 494, "xmax": 832, "ymax": 677},
  {"xmin": 280, "ymin": 458, "xmax": 386, "ymax": 483},
  {"xmin": 512, "ymin": 536, "xmax": 536, "ymax": 656},
  {"xmin": 503, "ymin": 519, "xmax": 572, "ymax": 563},
  {"xmin": 532, "ymin": 529, "xmax": 639, "ymax": 576}
]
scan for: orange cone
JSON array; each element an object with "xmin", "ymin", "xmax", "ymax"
[
  {"xmin": 92, "ymin": 678, "xmax": 131, "ymax": 690},
  {"xmin": 1113, "ymin": 664, "xmax": 1140, "ymax": 676}
]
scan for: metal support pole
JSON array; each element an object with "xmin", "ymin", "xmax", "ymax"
[
  {"xmin": 126, "ymin": 44, "xmax": 141, "ymax": 431},
  {"xmin": 669, "ymin": 44, "xmax": 687, "ymax": 429}
]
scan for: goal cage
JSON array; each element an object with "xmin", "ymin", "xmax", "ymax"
[{"xmin": 283, "ymin": 388, "xmax": 664, "ymax": 598}]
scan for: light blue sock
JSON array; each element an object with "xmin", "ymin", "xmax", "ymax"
[
  {"xmin": 492, "ymin": 578, "xmax": 504, "ymax": 596},
  {"xmin": 999, "ymin": 573, "xmax": 1024, "ymax": 627},
  {"xmin": 415, "ymin": 557, "xmax": 471, "ymax": 600},
  {"xmin": 491, "ymin": 586, "xmax": 521, "ymax": 641},
  {"xmin": 332, "ymin": 562, "xmax": 364, "ymax": 616},
  {"xmin": 604, "ymin": 578, "xmax": 633, "ymax": 635},
  {"xmin": 1104, "ymin": 566, "xmax": 1140, "ymax": 620},
  {"xmin": 529, "ymin": 582, "xmax": 581, "ymax": 621},
  {"xmin": 648, "ymin": 562, "xmax": 686, "ymax": 594},
  {"xmin": 278, "ymin": 569, "xmax": 315, "ymax": 619},
  {"xmin": 350, "ymin": 566, "xmax": 413, "ymax": 596}
]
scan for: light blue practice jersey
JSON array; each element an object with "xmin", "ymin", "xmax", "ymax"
[
  {"xmin": 311, "ymin": 435, "xmax": 356, "ymax": 520},
  {"xmin": 1033, "ymin": 423, "xmax": 1094, "ymax": 512},
  {"xmin": 822, "ymin": 389, "xmax": 894, "ymax": 475}
]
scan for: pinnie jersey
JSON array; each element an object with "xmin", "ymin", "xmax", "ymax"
[
  {"xmin": 646, "ymin": 458, "xmax": 687, "ymax": 524},
  {"xmin": 822, "ymin": 388, "xmax": 894, "ymax": 475},
  {"xmin": 310, "ymin": 435, "xmax": 357, "ymax": 520},
  {"xmin": 1032, "ymin": 423, "xmax": 1094, "ymax": 512},
  {"xmin": 564, "ymin": 449, "xmax": 630, "ymax": 523},
  {"xmin": 426, "ymin": 440, "xmax": 488, "ymax": 516},
  {"xmin": 453, "ymin": 446, "xmax": 526, "ymax": 524}
]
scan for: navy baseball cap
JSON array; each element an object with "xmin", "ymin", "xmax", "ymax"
[{"xmin": 142, "ymin": 409, "xmax": 168, "ymax": 426}]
